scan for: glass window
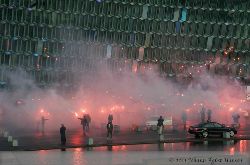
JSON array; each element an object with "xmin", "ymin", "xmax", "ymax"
[
  {"xmin": 197, "ymin": 23, "xmax": 205, "ymax": 35},
  {"xmin": 212, "ymin": 24, "xmax": 220, "ymax": 36},
  {"xmin": 213, "ymin": 123, "xmax": 222, "ymax": 128}
]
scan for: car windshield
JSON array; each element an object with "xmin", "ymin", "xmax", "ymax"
[
  {"xmin": 213, "ymin": 123, "xmax": 223, "ymax": 127},
  {"xmin": 203, "ymin": 123, "xmax": 215, "ymax": 128}
]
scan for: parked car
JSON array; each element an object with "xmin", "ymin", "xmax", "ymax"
[
  {"xmin": 145, "ymin": 116, "xmax": 172, "ymax": 131},
  {"xmin": 188, "ymin": 122, "xmax": 237, "ymax": 138}
]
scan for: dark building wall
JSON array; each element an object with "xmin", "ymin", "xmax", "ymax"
[{"xmin": 0, "ymin": 0, "xmax": 249, "ymax": 84}]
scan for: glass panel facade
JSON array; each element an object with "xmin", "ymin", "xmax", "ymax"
[{"xmin": 0, "ymin": 0, "xmax": 249, "ymax": 84}]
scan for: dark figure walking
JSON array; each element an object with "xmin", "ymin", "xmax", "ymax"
[
  {"xmin": 79, "ymin": 115, "xmax": 88, "ymax": 134},
  {"xmin": 107, "ymin": 121, "xmax": 113, "ymax": 139},
  {"xmin": 232, "ymin": 113, "xmax": 240, "ymax": 129},
  {"xmin": 157, "ymin": 116, "xmax": 164, "ymax": 134},
  {"xmin": 157, "ymin": 116, "xmax": 164, "ymax": 141},
  {"xmin": 60, "ymin": 124, "xmax": 66, "ymax": 146},
  {"xmin": 232, "ymin": 113, "xmax": 240, "ymax": 124},
  {"xmin": 157, "ymin": 116, "xmax": 164, "ymax": 127},
  {"xmin": 108, "ymin": 114, "xmax": 113, "ymax": 123},
  {"xmin": 207, "ymin": 109, "xmax": 212, "ymax": 122},
  {"xmin": 86, "ymin": 114, "xmax": 91, "ymax": 131}
]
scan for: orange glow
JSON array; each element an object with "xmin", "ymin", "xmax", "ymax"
[
  {"xmin": 39, "ymin": 150, "xmax": 47, "ymax": 153},
  {"xmin": 229, "ymin": 147, "xmax": 235, "ymax": 155},
  {"xmin": 132, "ymin": 63, "xmax": 137, "ymax": 73},
  {"xmin": 229, "ymin": 107, "xmax": 234, "ymax": 111},
  {"xmin": 81, "ymin": 108, "xmax": 86, "ymax": 113},
  {"xmin": 121, "ymin": 145, "xmax": 127, "ymax": 151},
  {"xmin": 239, "ymin": 140, "xmax": 247, "ymax": 153},
  {"xmin": 240, "ymin": 99, "xmax": 246, "ymax": 103},
  {"xmin": 75, "ymin": 112, "xmax": 79, "ymax": 117},
  {"xmin": 74, "ymin": 148, "xmax": 82, "ymax": 152},
  {"xmin": 40, "ymin": 109, "xmax": 44, "ymax": 113},
  {"xmin": 112, "ymin": 146, "xmax": 120, "ymax": 151}
]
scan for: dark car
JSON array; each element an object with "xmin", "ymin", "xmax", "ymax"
[{"xmin": 188, "ymin": 122, "xmax": 237, "ymax": 138}]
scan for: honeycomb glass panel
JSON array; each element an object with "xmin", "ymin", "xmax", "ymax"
[{"xmin": 0, "ymin": 0, "xmax": 249, "ymax": 83}]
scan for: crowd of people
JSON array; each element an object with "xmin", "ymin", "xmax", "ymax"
[
  {"xmin": 59, "ymin": 114, "xmax": 115, "ymax": 146},
  {"xmin": 56, "ymin": 108, "xmax": 242, "ymax": 146}
]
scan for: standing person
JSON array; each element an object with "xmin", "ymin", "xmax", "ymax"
[
  {"xmin": 107, "ymin": 121, "xmax": 113, "ymax": 140},
  {"xmin": 181, "ymin": 111, "xmax": 187, "ymax": 130},
  {"xmin": 108, "ymin": 114, "xmax": 113, "ymax": 123},
  {"xmin": 232, "ymin": 113, "xmax": 240, "ymax": 124},
  {"xmin": 78, "ymin": 115, "xmax": 88, "ymax": 134},
  {"xmin": 86, "ymin": 114, "xmax": 91, "ymax": 132},
  {"xmin": 83, "ymin": 115, "xmax": 88, "ymax": 133},
  {"xmin": 207, "ymin": 109, "xmax": 212, "ymax": 122},
  {"xmin": 41, "ymin": 116, "xmax": 49, "ymax": 134},
  {"xmin": 157, "ymin": 116, "xmax": 164, "ymax": 140},
  {"xmin": 60, "ymin": 124, "xmax": 66, "ymax": 146},
  {"xmin": 200, "ymin": 106, "xmax": 206, "ymax": 123},
  {"xmin": 232, "ymin": 112, "xmax": 240, "ymax": 129}
]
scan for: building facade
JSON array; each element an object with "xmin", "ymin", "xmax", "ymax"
[{"xmin": 0, "ymin": 0, "xmax": 250, "ymax": 85}]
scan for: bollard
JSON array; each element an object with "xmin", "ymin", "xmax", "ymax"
[
  {"xmin": 88, "ymin": 138, "xmax": 94, "ymax": 145},
  {"xmin": 4, "ymin": 131, "xmax": 8, "ymax": 137},
  {"xmin": 13, "ymin": 140, "xmax": 18, "ymax": 147},
  {"xmin": 8, "ymin": 136, "xmax": 13, "ymax": 142},
  {"xmin": 203, "ymin": 140, "xmax": 208, "ymax": 145}
]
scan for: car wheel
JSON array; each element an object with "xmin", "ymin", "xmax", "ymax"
[
  {"xmin": 229, "ymin": 130, "xmax": 235, "ymax": 137},
  {"xmin": 202, "ymin": 131, "xmax": 208, "ymax": 138}
]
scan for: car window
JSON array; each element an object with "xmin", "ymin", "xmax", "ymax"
[
  {"xmin": 203, "ymin": 123, "xmax": 214, "ymax": 128},
  {"xmin": 213, "ymin": 123, "xmax": 222, "ymax": 128}
]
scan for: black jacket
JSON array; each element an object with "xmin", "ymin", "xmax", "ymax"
[{"xmin": 107, "ymin": 123, "xmax": 113, "ymax": 130}]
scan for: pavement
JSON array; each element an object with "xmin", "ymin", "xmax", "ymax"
[{"xmin": 1, "ymin": 127, "xmax": 250, "ymax": 151}]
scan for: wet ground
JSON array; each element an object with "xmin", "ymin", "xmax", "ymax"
[
  {"xmin": 0, "ymin": 142, "xmax": 250, "ymax": 165},
  {"xmin": 1, "ymin": 127, "xmax": 250, "ymax": 165},
  {"xmin": 1, "ymin": 126, "xmax": 250, "ymax": 151}
]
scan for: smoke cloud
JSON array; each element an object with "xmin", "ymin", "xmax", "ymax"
[{"xmin": 0, "ymin": 52, "xmax": 248, "ymax": 135}]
